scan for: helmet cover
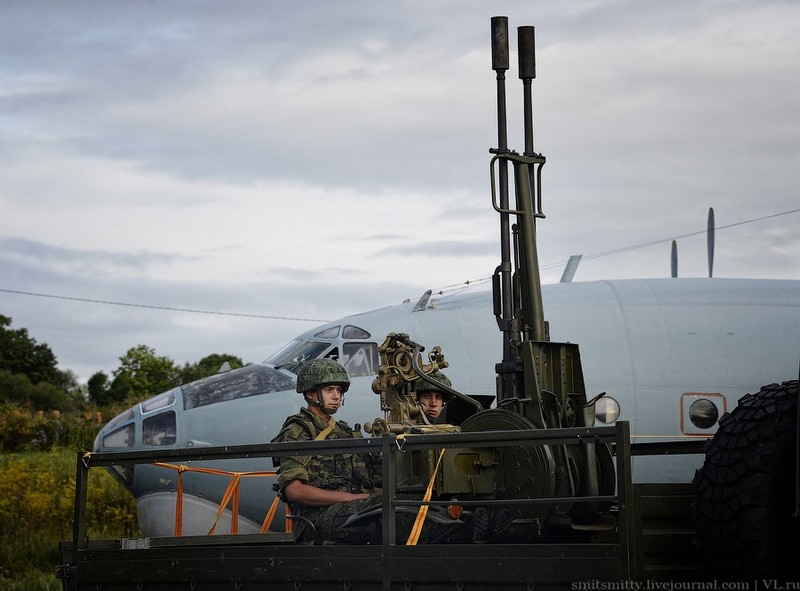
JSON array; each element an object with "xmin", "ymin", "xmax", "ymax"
[
  {"xmin": 296, "ymin": 358, "xmax": 351, "ymax": 394},
  {"xmin": 412, "ymin": 371, "xmax": 452, "ymax": 398}
]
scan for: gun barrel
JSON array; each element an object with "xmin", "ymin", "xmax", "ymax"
[
  {"xmin": 491, "ymin": 16, "xmax": 509, "ymax": 71},
  {"xmin": 517, "ymin": 26, "xmax": 536, "ymax": 80}
]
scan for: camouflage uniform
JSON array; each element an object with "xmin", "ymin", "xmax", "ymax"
[{"xmin": 272, "ymin": 407, "xmax": 382, "ymax": 543}]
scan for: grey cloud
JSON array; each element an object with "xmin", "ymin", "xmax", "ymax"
[
  {"xmin": 0, "ymin": 236, "xmax": 183, "ymax": 273},
  {"xmin": 377, "ymin": 239, "xmax": 496, "ymax": 258}
]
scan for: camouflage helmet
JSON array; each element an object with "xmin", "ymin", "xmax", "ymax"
[
  {"xmin": 295, "ymin": 358, "xmax": 350, "ymax": 394},
  {"xmin": 412, "ymin": 371, "xmax": 452, "ymax": 399}
]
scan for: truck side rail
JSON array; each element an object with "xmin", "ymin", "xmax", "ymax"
[{"xmin": 61, "ymin": 422, "xmax": 704, "ymax": 589}]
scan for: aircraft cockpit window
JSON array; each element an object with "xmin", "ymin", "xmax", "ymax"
[
  {"xmin": 314, "ymin": 326, "xmax": 340, "ymax": 338},
  {"xmin": 141, "ymin": 389, "xmax": 176, "ymax": 414},
  {"xmin": 104, "ymin": 407, "xmax": 135, "ymax": 432},
  {"xmin": 342, "ymin": 342, "xmax": 378, "ymax": 377},
  {"xmin": 342, "ymin": 325, "xmax": 371, "ymax": 339},
  {"xmin": 264, "ymin": 339, "xmax": 302, "ymax": 365},
  {"xmin": 143, "ymin": 411, "xmax": 177, "ymax": 446},
  {"xmin": 103, "ymin": 423, "xmax": 135, "ymax": 448},
  {"xmin": 182, "ymin": 365, "xmax": 294, "ymax": 410},
  {"xmin": 267, "ymin": 340, "xmax": 332, "ymax": 373}
]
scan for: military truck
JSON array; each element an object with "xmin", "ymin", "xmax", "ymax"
[{"xmin": 57, "ymin": 17, "xmax": 799, "ymax": 589}]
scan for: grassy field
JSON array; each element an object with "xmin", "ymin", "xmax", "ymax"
[{"xmin": 0, "ymin": 449, "xmax": 139, "ymax": 590}]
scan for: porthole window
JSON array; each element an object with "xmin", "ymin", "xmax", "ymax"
[
  {"xmin": 689, "ymin": 399, "xmax": 719, "ymax": 430},
  {"xmin": 681, "ymin": 392, "xmax": 726, "ymax": 434},
  {"xmin": 594, "ymin": 396, "xmax": 620, "ymax": 424}
]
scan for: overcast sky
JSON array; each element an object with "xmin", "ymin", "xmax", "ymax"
[{"xmin": 1, "ymin": 1, "xmax": 798, "ymax": 384}]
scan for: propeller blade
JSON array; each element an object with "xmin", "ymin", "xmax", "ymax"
[
  {"xmin": 707, "ymin": 207, "xmax": 715, "ymax": 278},
  {"xmin": 671, "ymin": 240, "xmax": 678, "ymax": 278}
]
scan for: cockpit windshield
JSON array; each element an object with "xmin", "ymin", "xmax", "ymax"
[{"xmin": 266, "ymin": 339, "xmax": 332, "ymax": 373}]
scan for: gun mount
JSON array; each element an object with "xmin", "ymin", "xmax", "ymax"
[{"xmin": 364, "ymin": 332, "xmax": 482, "ymax": 436}]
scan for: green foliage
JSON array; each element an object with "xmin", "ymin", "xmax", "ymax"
[
  {"xmin": 0, "ymin": 368, "xmax": 81, "ymax": 413},
  {"xmin": 0, "ymin": 450, "xmax": 139, "ymax": 586},
  {"xmin": 0, "ymin": 315, "xmax": 62, "ymax": 387},
  {"xmin": 87, "ymin": 371, "xmax": 111, "ymax": 406},
  {"xmin": 0, "ymin": 403, "xmax": 101, "ymax": 452},
  {"xmin": 0, "ymin": 316, "xmax": 252, "ymax": 587},
  {"xmin": 0, "ymin": 316, "xmax": 86, "ymax": 412},
  {"xmin": 109, "ymin": 344, "xmax": 181, "ymax": 404},
  {"xmin": 1, "ymin": 571, "xmax": 61, "ymax": 591},
  {"xmin": 180, "ymin": 353, "xmax": 244, "ymax": 384}
]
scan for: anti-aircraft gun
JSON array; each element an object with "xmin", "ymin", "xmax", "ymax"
[{"xmin": 361, "ymin": 18, "xmax": 616, "ymax": 541}]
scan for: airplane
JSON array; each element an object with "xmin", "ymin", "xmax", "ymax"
[{"xmin": 93, "ymin": 274, "xmax": 800, "ymax": 537}]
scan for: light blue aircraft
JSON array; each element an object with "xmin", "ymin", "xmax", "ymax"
[{"xmin": 94, "ymin": 275, "xmax": 800, "ymax": 537}]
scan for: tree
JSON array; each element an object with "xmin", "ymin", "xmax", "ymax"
[
  {"xmin": 108, "ymin": 345, "xmax": 180, "ymax": 404},
  {"xmin": 87, "ymin": 371, "xmax": 111, "ymax": 406},
  {"xmin": 0, "ymin": 315, "xmax": 61, "ymax": 387},
  {"xmin": 0, "ymin": 368, "xmax": 78, "ymax": 411},
  {"xmin": 179, "ymin": 353, "xmax": 244, "ymax": 384}
]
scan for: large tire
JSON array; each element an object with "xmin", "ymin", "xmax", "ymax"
[{"xmin": 693, "ymin": 380, "xmax": 799, "ymax": 579}]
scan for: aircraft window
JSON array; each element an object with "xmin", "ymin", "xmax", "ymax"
[
  {"xmin": 141, "ymin": 389, "xmax": 176, "ymax": 414},
  {"xmin": 264, "ymin": 339, "xmax": 302, "ymax": 365},
  {"xmin": 266, "ymin": 340, "xmax": 332, "ymax": 373},
  {"xmin": 681, "ymin": 392, "xmax": 725, "ymax": 435},
  {"xmin": 314, "ymin": 326, "xmax": 340, "ymax": 338},
  {"xmin": 182, "ymin": 365, "xmax": 294, "ymax": 410},
  {"xmin": 688, "ymin": 398, "xmax": 719, "ymax": 430},
  {"xmin": 104, "ymin": 407, "xmax": 135, "ymax": 432},
  {"xmin": 143, "ymin": 411, "xmax": 177, "ymax": 446},
  {"xmin": 594, "ymin": 396, "xmax": 620, "ymax": 424},
  {"xmin": 342, "ymin": 342, "xmax": 378, "ymax": 377},
  {"xmin": 103, "ymin": 423, "xmax": 135, "ymax": 448},
  {"xmin": 342, "ymin": 325, "xmax": 371, "ymax": 339}
]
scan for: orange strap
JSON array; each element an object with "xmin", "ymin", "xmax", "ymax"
[
  {"xmin": 260, "ymin": 495, "xmax": 281, "ymax": 533},
  {"xmin": 208, "ymin": 473, "xmax": 242, "ymax": 534},
  {"xmin": 405, "ymin": 448, "xmax": 446, "ymax": 546},
  {"xmin": 153, "ymin": 462, "xmax": 279, "ymax": 536}
]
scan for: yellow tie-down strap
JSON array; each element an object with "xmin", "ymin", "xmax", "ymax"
[
  {"xmin": 152, "ymin": 463, "xmax": 284, "ymax": 536},
  {"xmin": 405, "ymin": 446, "xmax": 447, "ymax": 546}
]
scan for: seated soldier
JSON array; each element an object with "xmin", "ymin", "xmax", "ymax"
[
  {"xmin": 413, "ymin": 371, "xmax": 452, "ymax": 423},
  {"xmin": 272, "ymin": 358, "xmax": 382, "ymax": 544}
]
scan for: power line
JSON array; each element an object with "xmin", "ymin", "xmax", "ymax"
[
  {"xmin": 436, "ymin": 207, "xmax": 800, "ymax": 293},
  {"xmin": 574, "ymin": 207, "xmax": 800, "ymax": 263},
  {"xmin": 2, "ymin": 208, "xmax": 797, "ymax": 314},
  {"xmin": 0, "ymin": 288, "xmax": 329, "ymax": 323},
  {"xmin": 528, "ymin": 207, "xmax": 800, "ymax": 271}
]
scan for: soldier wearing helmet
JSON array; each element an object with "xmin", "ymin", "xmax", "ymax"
[
  {"xmin": 295, "ymin": 356, "xmax": 352, "ymax": 415},
  {"xmin": 413, "ymin": 371, "xmax": 452, "ymax": 423},
  {"xmin": 271, "ymin": 358, "xmax": 381, "ymax": 543}
]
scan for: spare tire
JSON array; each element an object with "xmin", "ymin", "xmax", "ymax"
[{"xmin": 693, "ymin": 379, "xmax": 799, "ymax": 579}]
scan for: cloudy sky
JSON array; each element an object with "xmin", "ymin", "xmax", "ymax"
[{"xmin": 1, "ymin": 1, "xmax": 798, "ymax": 384}]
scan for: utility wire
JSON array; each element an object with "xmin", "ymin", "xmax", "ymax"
[
  {"xmin": 435, "ymin": 207, "xmax": 800, "ymax": 294},
  {"xmin": 567, "ymin": 208, "xmax": 800, "ymax": 264},
  {"xmin": 0, "ymin": 288, "xmax": 329, "ymax": 323},
  {"xmin": 2, "ymin": 208, "xmax": 798, "ymax": 316}
]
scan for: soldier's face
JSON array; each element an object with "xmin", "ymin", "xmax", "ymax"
[
  {"xmin": 418, "ymin": 391, "xmax": 444, "ymax": 420},
  {"xmin": 319, "ymin": 384, "xmax": 343, "ymax": 413}
]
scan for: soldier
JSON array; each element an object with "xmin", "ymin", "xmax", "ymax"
[
  {"xmin": 272, "ymin": 358, "xmax": 382, "ymax": 543},
  {"xmin": 413, "ymin": 371, "xmax": 452, "ymax": 423}
]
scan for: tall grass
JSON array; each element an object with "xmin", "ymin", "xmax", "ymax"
[{"xmin": 0, "ymin": 449, "xmax": 139, "ymax": 590}]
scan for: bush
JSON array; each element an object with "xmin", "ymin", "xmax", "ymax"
[
  {"xmin": 0, "ymin": 403, "xmax": 102, "ymax": 452},
  {"xmin": 0, "ymin": 449, "xmax": 139, "ymax": 587}
]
